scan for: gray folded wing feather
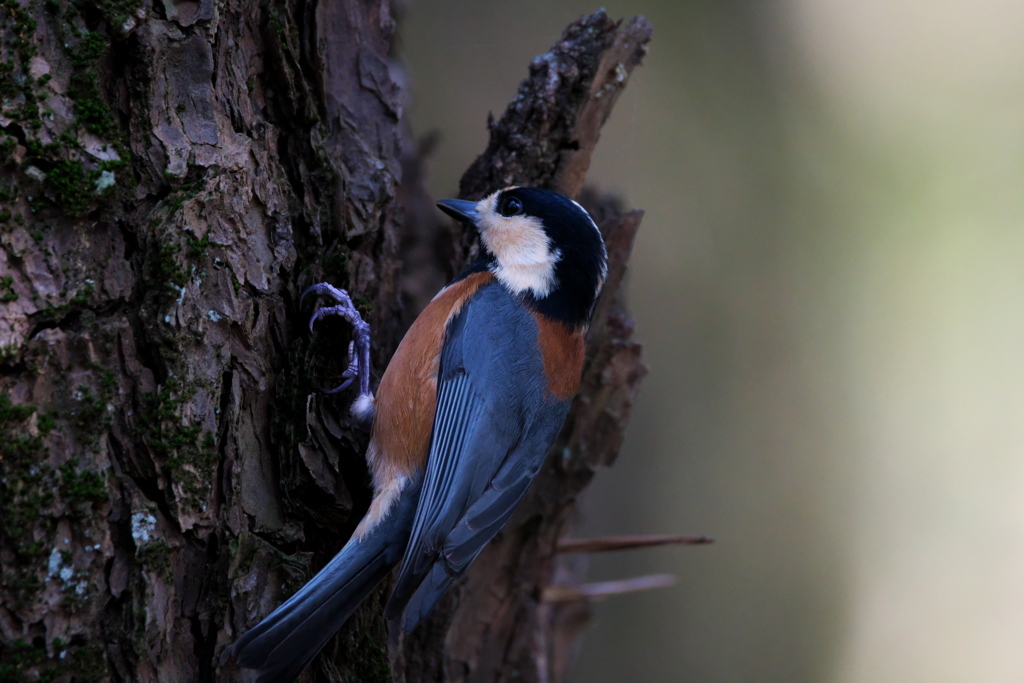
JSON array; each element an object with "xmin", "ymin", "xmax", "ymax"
[{"xmin": 384, "ymin": 283, "xmax": 572, "ymax": 623}]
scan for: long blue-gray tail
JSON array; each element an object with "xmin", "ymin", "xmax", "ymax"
[{"xmin": 223, "ymin": 476, "xmax": 421, "ymax": 682}]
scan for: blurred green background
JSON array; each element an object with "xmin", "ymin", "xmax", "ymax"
[{"xmin": 399, "ymin": 1, "xmax": 1024, "ymax": 681}]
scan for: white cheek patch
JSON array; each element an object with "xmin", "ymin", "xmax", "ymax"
[{"xmin": 475, "ymin": 192, "xmax": 560, "ymax": 298}]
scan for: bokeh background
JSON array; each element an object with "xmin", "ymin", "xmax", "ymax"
[{"xmin": 399, "ymin": 2, "xmax": 1024, "ymax": 681}]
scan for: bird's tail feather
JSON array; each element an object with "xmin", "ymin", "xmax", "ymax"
[
  {"xmin": 396, "ymin": 561, "xmax": 454, "ymax": 633},
  {"xmin": 224, "ymin": 476, "xmax": 420, "ymax": 682}
]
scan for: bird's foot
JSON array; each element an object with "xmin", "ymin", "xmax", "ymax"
[{"xmin": 301, "ymin": 283, "xmax": 375, "ymax": 421}]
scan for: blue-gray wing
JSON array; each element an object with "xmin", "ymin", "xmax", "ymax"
[{"xmin": 383, "ymin": 282, "xmax": 572, "ymax": 630}]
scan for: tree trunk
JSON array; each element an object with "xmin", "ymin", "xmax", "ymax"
[{"xmin": 0, "ymin": 3, "xmax": 648, "ymax": 682}]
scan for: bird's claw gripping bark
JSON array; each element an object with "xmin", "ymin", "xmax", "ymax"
[{"xmin": 301, "ymin": 283, "xmax": 374, "ymax": 417}]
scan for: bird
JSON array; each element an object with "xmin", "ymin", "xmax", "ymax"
[{"xmin": 223, "ymin": 186, "xmax": 608, "ymax": 682}]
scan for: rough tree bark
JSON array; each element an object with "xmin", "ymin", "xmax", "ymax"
[{"xmin": 0, "ymin": 3, "xmax": 649, "ymax": 682}]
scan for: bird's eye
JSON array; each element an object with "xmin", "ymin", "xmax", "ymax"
[{"xmin": 498, "ymin": 196, "xmax": 523, "ymax": 217}]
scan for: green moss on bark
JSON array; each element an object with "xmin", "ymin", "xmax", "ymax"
[
  {"xmin": 0, "ymin": 636, "xmax": 108, "ymax": 683},
  {"xmin": 0, "ymin": 393, "xmax": 55, "ymax": 615},
  {"xmin": 58, "ymin": 459, "xmax": 107, "ymax": 507},
  {"xmin": 0, "ymin": 3, "xmax": 131, "ymax": 222},
  {"xmin": 136, "ymin": 378, "xmax": 218, "ymax": 513}
]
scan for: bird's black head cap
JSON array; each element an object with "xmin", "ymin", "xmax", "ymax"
[{"xmin": 439, "ymin": 187, "xmax": 607, "ymax": 328}]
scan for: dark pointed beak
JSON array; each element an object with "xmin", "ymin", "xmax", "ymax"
[{"xmin": 436, "ymin": 198, "xmax": 480, "ymax": 224}]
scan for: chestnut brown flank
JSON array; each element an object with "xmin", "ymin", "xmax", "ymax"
[
  {"xmin": 372, "ymin": 272, "xmax": 494, "ymax": 473},
  {"xmin": 533, "ymin": 313, "xmax": 586, "ymax": 400}
]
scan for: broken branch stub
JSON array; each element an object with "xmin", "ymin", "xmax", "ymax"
[{"xmin": 450, "ymin": 9, "xmax": 654, "ymax": 272}]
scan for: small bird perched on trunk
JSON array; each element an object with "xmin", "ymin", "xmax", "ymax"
[{"xmin": 223, "ymin": 187, "xmax": 608, "ymax": 682}]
